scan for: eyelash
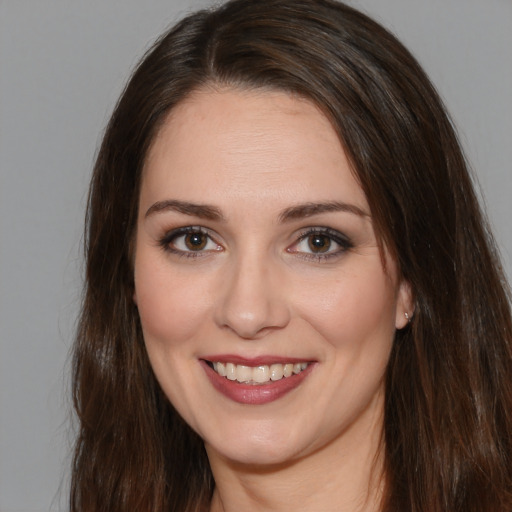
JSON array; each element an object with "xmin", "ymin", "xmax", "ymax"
[
  {"xmin": 158, "ymin": 226, "xmax": 353, "ymax": 261},
  {"xmin": 290, "ymin": 227, "xmax": 353, "ymax": 261},
  {"xmin": 158, "ymin": 226, "xmax": 220, "ymax": 259}
]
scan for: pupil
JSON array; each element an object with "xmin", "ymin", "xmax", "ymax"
[
  {"xmin": 309, "ymin": 235, "xmax": 330, "ymax": 253},
  {"xmin": 185, "ymin": 233, "xmax": 207, "ymax": 250}
]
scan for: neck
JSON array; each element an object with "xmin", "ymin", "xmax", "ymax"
[{"xmin": 207, "ymin": 402, "xmax": 385, "ymax": 512}]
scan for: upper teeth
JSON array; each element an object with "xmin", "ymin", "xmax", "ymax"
[{"xmin": 212, "ymin": 362, "xmax": 308, "ymax": 384}]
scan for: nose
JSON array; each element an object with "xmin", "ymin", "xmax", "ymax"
[{"xmin": 214, "ymin": 253, "xmax": 291, "ymax": 339}]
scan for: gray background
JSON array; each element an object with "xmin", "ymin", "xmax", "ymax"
[{"xmin": 1, "ymin": 1, "xmax": 510, "ymax": 510}]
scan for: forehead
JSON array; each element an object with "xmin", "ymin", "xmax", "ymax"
[{"xmin": 141, "ymin": 87, "xmax": 367, "ymax": 214}]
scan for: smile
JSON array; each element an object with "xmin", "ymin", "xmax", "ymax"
[
  {"xmin": 201, "ymin": 358, "xmax": 315, "ymax": 405},
  {"xmin": 211, "ymin": 361, "xmax": 309, "ymax": 385}
]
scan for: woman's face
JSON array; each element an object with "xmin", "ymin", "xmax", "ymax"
[{"xmin": 134, "ymin": 88, "xmax": 411, "ymax": 467}]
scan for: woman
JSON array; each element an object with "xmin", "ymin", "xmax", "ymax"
[{"xmin": 71, "ymin": 0, "xmax": 512, "ymax": 510}]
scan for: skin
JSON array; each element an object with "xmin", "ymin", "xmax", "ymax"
[{"xmin": 133, "ymin": 87, "xmax": 412, "ymax": 512}]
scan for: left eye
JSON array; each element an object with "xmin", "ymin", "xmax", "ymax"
[
  {"xmin": 288, "ymin": 229, "xmax": 352, "ymax": 258},
  {"xmin": 301, "ymin": 233, "xmax": 334, "ymax": 253}
]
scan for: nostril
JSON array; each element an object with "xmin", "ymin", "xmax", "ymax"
[{"xmin": 213, "ymin": 264, "xmax": 291, "ymax": 339}]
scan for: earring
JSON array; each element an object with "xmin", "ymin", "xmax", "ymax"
[{"xmin": 404, "ymin": 312, "xmax": 412, "ymax": 323}]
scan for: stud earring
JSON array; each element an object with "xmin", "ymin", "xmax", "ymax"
[{"xmin": 404, "ymin": 312, "xmax": 411, "ymax": 322}]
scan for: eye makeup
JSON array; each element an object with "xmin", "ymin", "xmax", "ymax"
[
  {"xmin": 157, "ymin": 224, "xmax": 353, "ymax": 262},
  {"xmin": 288, "ymin": 227, "xmax": 353, "ymax": 262},
  {"xmin": 158, "ymin": 226, "xmax": 222, "ymax": 258}
]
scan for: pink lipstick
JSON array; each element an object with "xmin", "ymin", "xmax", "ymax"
[{"xmin": 200, "ymin": 356, "xmax": 314, "ymax": 405}]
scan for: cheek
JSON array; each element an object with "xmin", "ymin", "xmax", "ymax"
[
  {"xmin": 134, "ymin": 255, "xmax": 211, "ymax": 347},
  {"xmin": 293, "ymin": 264, "xmax": 398, "ymax": 351}
]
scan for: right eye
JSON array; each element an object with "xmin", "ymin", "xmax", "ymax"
[{"xmin": 160, "ymin": 227, "xmax": 222, "ymax": 257}]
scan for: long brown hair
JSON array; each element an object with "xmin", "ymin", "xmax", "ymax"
[{"xmin": 71, "ymin": 1, "xmax": 512, "ymax": 510}]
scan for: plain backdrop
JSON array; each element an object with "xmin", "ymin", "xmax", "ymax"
[{"xmin": 1, "ymin": 1, "xmax": 510, "ymax": 510}]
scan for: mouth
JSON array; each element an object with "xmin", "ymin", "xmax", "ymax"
[
  {"xmin": 207, "ymin": 361, "xmax": 309, "ymax": 385},
  {"xmin": 201, "ymin": 357, "xmax": 315, "ymax": 405}
]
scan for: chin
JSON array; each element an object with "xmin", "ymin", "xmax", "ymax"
[
  {"xmin": 206, "ymin": 441, "xmax": 302, "ymax": 469},
  {"xmin": 203, "ymin": 418, "xmax": 317, "ymax": 468}
]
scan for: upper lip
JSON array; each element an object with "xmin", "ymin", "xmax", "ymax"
[{"xmin": 201, "ymin": 354, "xmax": 313, "ymax": 366}]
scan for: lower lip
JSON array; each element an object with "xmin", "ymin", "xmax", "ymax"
[{"xmin": 200, "ymin": 360, "xmax": 314, "ymax": 405}]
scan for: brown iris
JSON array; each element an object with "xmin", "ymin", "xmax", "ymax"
[
  {"xmin": 308, "ymin": 234, "xmax": 331, "ymax": 253},
  {"xmin": 184, "ymin": 232, "xmax": 208, "ymax": 251}
]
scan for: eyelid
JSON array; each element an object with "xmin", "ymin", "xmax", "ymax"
[
  {"xmin": 288, "ymin": 227, "xmax": 353, "ymax": 260},
  {"xmin": 158, "ymin": 225, "xmax": 222, "ymax": 257},
  {"xmin": 157, "ymin": 225, "xmax": 353, "ymax": 261}
]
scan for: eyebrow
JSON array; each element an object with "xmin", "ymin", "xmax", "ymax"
[
  {"xmin": 145, "ymin": 199, "xmax": 225, "ymax": 221},
  {"xmin": 145, "ymin": 199, "xmax": 369, "ymax": 222},
  {"xmin": 278, "ymin": 201, "xmax": 369, "ymax": 222}
]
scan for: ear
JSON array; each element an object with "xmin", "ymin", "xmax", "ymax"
[{"xmin": 395, "ymin": 280, "xmax": 414, "ymax": 330}]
